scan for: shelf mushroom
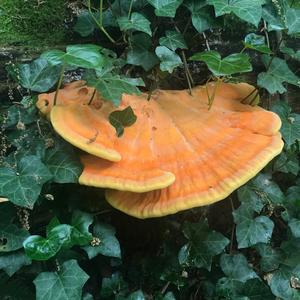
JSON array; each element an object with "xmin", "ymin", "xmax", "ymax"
[{"xmin": 38, "ymin": 81, "xmax": 284, "ymax": 218}]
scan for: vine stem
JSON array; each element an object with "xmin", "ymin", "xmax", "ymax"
[
  {"xmin": 88, "ymin": 0, "xmax": 116, "ymax": 43},
  {"xmin": 53, "ymin": 64, "xmax": 65, "ymax": 106}
]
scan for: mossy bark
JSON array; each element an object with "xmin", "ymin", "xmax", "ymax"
[{"xmin": 0, "ymin": 0, "xmax": 68, "ymax": 46}]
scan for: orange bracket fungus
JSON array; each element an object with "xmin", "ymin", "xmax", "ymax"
[{"xmin": 37, "ymin": 81, "xmax": 284, "ymax": 219}]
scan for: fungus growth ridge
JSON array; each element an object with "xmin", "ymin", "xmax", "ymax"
[{"xmin": 37, "ymin": 81, "xmax": 284, "ymax": 218}]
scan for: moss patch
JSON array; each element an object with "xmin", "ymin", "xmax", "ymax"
[{"xmin": 0, "ymin": 0, "xmax": 67, "ymax": 46}]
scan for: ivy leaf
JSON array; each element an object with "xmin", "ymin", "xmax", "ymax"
[
  {"xmin": 255, "ymin": 243, "xmax": 283, "ymax": 272},
  {"xmin": 272, "ymin": 101, "xmax": 300, "ymax": 147},
  {"xmin": 127, "ymin": 33, "xmax": 159, "ymax": 71},
  {"xmin": 0, "ymin": 250, "xmax": 32, "ymax": 276},
  {"xmin": 18, "ymin": 58, "xmax": 61, "ymax": 92},
  {"xmin": 34, "ymin": 259, "xmax": 89, "ymax": 300},
  {"xmin": 0, "ymin": 223, "xmax": 29, "ymax": 252},
  {"xmin": 185, "ymin": 1, "xmax": 215, "ymax": 32},
  {"xmin": 155, "ymin": 46, "xmax": 182, "ymax": 73},
  {"xmin": 23, "ymin": 225, "xmax": 73, "ymax": 261},
  {"xmin": 41, "ymin": 44, "xmax": 104, "ymax": 69},
  {"xmin": 0, "ymin": 156, "xmax": 52, "ymax": 208},
  {"xmin": 109, "ymin": 106, "xmax": 137, "ymax": 137},
  {"xmin": 147, "ymin": 0, "xmax": 183, "ymax": 17},
  {"xmin": 207, "ymin": 0, "xmax": 263, "ymax": 26},
  {"xmin": 190, "ymin": 50, "xmax": 252, "ymax": 76},
  {"xmin": 70, "ymin": 210, "xmax": 93, "ymax": 246},
  {"xmin": 159, "ymin": 30, "xmax": 187, "ymax": 51},
  {"xmin": 269, "ymin": 265, "xmax": 300, "ymax": 299},
  {"xmin": 244, "ymin": 33, "xmax": 272, "ymax": 54},
  {"xmin": 86, "ymin": 73, "xmax": 145, "ymax": 105},
  {"xmin": 233, "ymin": 203, "xmax": 274, "ymax": 248},
  {"xmin": 280, "ymin": 46, "xmax": 300, "ymax": 61},
  {"xmin": 100, "ymin": 272, "xmax": 128, "ymax": 298},
  {"xmin": 286, "ymin": 8, "xmax": 300, "ymax": 35},
  {"xmin": 178, "ymin": 220, "xmax": 229, "ymax": 271},
  {"xmin": 117, "ymin": 13, "xmax": 151, "ymax": 36},
  {"xmin": 83, "ymin": 223, "xmax": 121, "ymax": 259},
  {"xmin": 257, "ymin": 55, "xmax": 300, "ymax": 94},
  {"xmin": 220, "ymin": 254, "xmax": 258, "ymax": 282},
  {"xmin": 44, "ymin": 140, "xmax": 82, "ymax": 183}
]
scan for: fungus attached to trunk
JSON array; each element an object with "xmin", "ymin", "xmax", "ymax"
[{"xmin": 37, "ymin": 81, "xmax": 283, "ymax": 218}]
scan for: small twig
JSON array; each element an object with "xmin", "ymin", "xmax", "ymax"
[
  {"xmin": 53, "ymin": 64, "xmax": 65, "ymax": 106},
  {"xmin": 88, "ymin": 88, "xmax": 97, "ymax": 105},
  {"xmin": 202, "ymin": 32, "xmax": 211, "ymax": 51}
]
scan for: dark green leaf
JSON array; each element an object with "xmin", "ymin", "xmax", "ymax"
[
  {"xmin": 257, "ymin": 55, "xmax": 300, "ymax": 94},
  {"xmin": 0, "ymin": 250, "xmax": 32, "ymax": 276},
  {"xmin": 127, "ymin": 33, "xmax": 159, "ymax": 71},
  {"xmin": 286, "ymin": 8, "xmax": 300, "ymax": 35},
  {"xmin": 272, "ymin": 101, "xmax": 300, "ymax": 147},
  {"xmin": 179, "ymin": 220, "xmax": 229, "ymax": 270},
  {"xmin": 70, "ymin": 210, "xmax": 93, "ymax": 246},
  {"xmin": 159, "ymin": 30, "xmax": 187, "ymax": 51},
  {"xmin": 100, "ymin": 272, "xmax": 128, "ymax": 298},
  {"xmin": 44, "ymin": 140, "xmax": 82, "ymax": 183},
  {"xmin": 0, "ymin": 156, "xmax": 52, "ymax": 208},
  {"xmin": 244, "ymin": 33, "xmax": 272, "ymax": 54},
  {"xmin": 34, "ymin": 259, "xmax": 89, "ymax": 300},
  {"xmin": 109, "ymin": 106, "xmax": 137, "ymax": 137},
  {"xmin": 155, "ymin": 46, "xmax": 182, "ymax": 73},
  {"xmin": 117, "ymin": 13, "xmax": 151, "ymax": 36},
  {"xmin": 233, "ymin": 203, "xmax": 274, "ymax": 248},
  {"xmin": 83, "ymin": 223, "xmax": 121, "ymax": 259},
  {"xmin": 147, "ymin": 0, "xmax": 183, "ymax": 17},
  {"xmin": 190, "ymin": 50, "xmax": 252, "ymax": 76},
  {"xmin": 18, "ymin": 58, "xmax": 61, "ymax": 92},
  {"xmin": 220, "ymin": 253, "xmax": 258, "ymax": 282},
  {"xmin": 207, "ymin": 0, "xmax": 263, "ymax": 26},
  {"xmin": 255, "ymin": 243, "xmax": 283, "ymax": 272},
  {"xmin": 42, "ymin": 44, "xmax": 104, "ymax": 69},
  {"xmin": 0, "ymin": 223, "xmax": 29, "ymax": 252},
  {"xmin": 86, "ymin": 73, "xmax": 144, "ymax": 105}
]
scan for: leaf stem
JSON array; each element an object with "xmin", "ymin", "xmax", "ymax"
[
  {"xmin": 53, "ymin": 64, "xmax": 65, "ymax": 106},
  {"xmin": 88, "ymin": 0, "xmax": 116, "ymax": 43}
]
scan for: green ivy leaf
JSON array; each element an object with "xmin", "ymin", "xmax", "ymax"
[
  {"xmin": 159, "ymin": 30, "xmax": 187, "ymax": 51},
  {"xmin": 220, "ymin": 254, "xmax": 258, "ymax": 282},
  {"xmin": 257, "ymin": 55, "xmax": 300, "ymax": 94},
  {"xmin": 0, "ymin": 250, "xmax": 32, "ymax": 276},
  {"xmin": 86, "ymin": 73, "xmax": 145, "ymax": 105},
  {"xmin": 44, "ymin": 140, "xmax": 82, "ymax": 184},
  {"xmin": 0, "ymin": 156, "xmax": 52, "ymax": 208},
  {"xmin": 190, "ymin": 50, "xmax": 252, "ymax": 76},
  {"xmin": 178, "ymin": 220, "xmax": 229, "ymax": 270},
  {"xmin": 272, "ymin": 101, "xmax": 300, "ymax": 147},
  {"xmin": 100, "ymin": 272, "xmax": 128, "ymax": 299},
  {"xmin": 155, "ymin": 46, "xmax": 182, "ymax": 73},
  {"xmin": 83, "ymin": 223, "xmax": 121, "ymax": 259},
  {"xmin": 280, "ymin": 46, "xmax": 300, "ymax": 61},
  {"xmin": 0, "ymin": 223, "xmax": 29, "ymax": 252},
  {"xmin": 233, "ymin": 203, "xmax": 274, "ymax": 248},
  {"xmin": 127, "ymin": 33, "xmax": 159, "ymax": 71},
  {"xmin": 244, "ymin": 33, "xmax": 272, "ymax": 54},
  {"xmin": 255, "ymin": 243, "xmax": 283, "ymax": 272},
  {"xmin": 109, "ymin": 106, "xmax": 137, "ymax": 137},
  {"xmin": 147, "ymin": 0, "xmax": 183, "ymax": 17},
  {"xmin": 70, "ymin": 210, "xmax": 93, "ymax": 246},
  {"xmin": 207, "ymin": 0, "xmax": 263, "ymax": 26},
  {"xmin": 41, "ymin": 44, "xmax": 104, "ymax": 69},
  {"xmin": 18, "ymin": 58, "xmax": 61, "ymax": 92},
  {"xmin": 117, "ymin": 13, "xmax": 152, "ymax": 36},
  {"xmin": 286, "ymin": 8, "xmax": 300, "ymax": 35},
  {"xmin": 34, "ymin": 259, "xmax": 89, "ymax": 300}
]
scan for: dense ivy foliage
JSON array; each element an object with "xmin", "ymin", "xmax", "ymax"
[{"xmin": 1, "ymin": 0, "xmax": 300, "ymax": 299}]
